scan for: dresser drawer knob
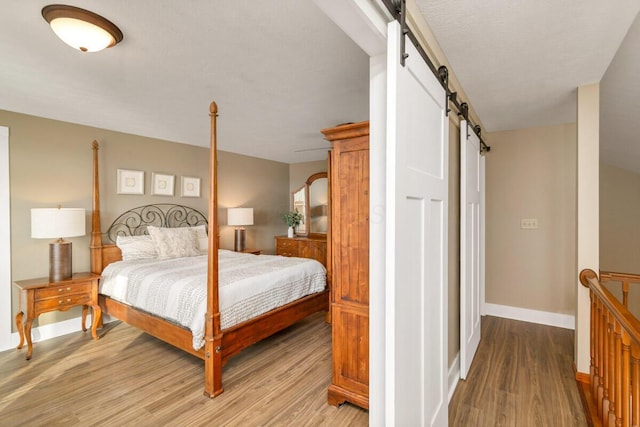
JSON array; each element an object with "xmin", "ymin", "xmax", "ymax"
[
  {"xmin": 58, "ymin": 287, "xmax": 72, "ymax": 292},
  {"xmin": 58, "ymin": 298, "xmax": 71, "ymax": 304}
]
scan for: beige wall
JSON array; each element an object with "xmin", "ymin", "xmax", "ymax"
[
  {"xmin": 218, "ymin": 151, "xmax": 289, "ymax": 253},
  {"xmin": 289, "ymin": 159, "xmax": 328, "ymax": 195},
  {"xmin": 486, "ymin": 123, "xmax": 577, "ymax": 315},
  {"xmin": 600, "ymin": 162, "xmax": 640, "ymax": 274},
  {"xmin": 599, "ymin": 162, "xmax": 640, "ymax": 319},
  {"xmin": 600, "ymin": 163, "xmax": 640, "ymax": 317},
  {"xmin": 2, "ymin": 109, "xmax": 289, "ymax": 331}
]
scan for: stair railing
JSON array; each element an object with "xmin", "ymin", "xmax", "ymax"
[
  {"xmin": 599, "ymin": 271, "xmax": 640, "ymax": 310},
  {"xmin": 579, "ymin": 268, "xmax": 640, "ymax": 427}
]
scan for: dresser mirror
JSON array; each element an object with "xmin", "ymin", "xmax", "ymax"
[
  {"xmin": 290, "ymin": 172, "xmax": 328, "ymax": 237},
  {"xmin": 291, "ymin": 185, "xmax": 307, "ymax": 235},
  {"xmin": 307, "ymin": 173, "xmax": 328, "ymax": 235}
]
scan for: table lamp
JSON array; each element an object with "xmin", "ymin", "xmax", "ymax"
[
  {"xmin": 227, "ymin": 207, "xmax": 253, "ymax": 252},
  {"xmin": 31, "ymin": 207, "xmax": 86, "ymax": 282}
]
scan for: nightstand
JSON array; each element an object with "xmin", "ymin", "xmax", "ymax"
[
  {"xmin": 241, "ymin": 248, "xmax": 261, "ymax": 255},
  {"xmin": 14, "ymin": 272, "xmax": 101, "ymax": 360}
]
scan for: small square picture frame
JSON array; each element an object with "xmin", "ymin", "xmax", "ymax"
[
  {"xmin": 151, "ymin": 172, "xmax": 175, "ymax": 196},
  {"xmin": 116, "ymin": 169, "xmax": 144, "ymax": 195},
  {"xmin": 181, "ymin": 176, "xmax": 201, "ymax": 197}
]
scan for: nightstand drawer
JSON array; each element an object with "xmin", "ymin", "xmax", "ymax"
[
  {"xmin": 35, "ymin": 282, "xmax": 91, "ymax": 300},
  {"xmin": 35, "ymin": 293, "xmax": 92, "ymax": 312}
]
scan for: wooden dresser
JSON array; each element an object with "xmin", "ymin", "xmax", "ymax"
[
  {"xmin": 322, "ymin": 121, "xmax": 369, "ymax": 409},
  {"xmin": 274, "ymin": 235, "xmax": 327, "ymax": 267}
]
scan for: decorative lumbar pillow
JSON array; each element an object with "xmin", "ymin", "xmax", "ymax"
[
  {"xmin": 147, "ymin": 226, "xmax": 200, "ymax": 259},
  {"xmin": 116, "ymin": 235, "xmax": 158, "ymax": 261},
  {"xmin": 191, "ymin": 224, "xmax": 208, "ymax": 252}
]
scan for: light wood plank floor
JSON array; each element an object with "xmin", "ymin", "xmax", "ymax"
[
  {"xmin": 0, "ymin": 313, "xmax": 367, "ymax": 427},
  {"xmin": 449, "ymin": 316, "xmax": 587, "ymax": 426},
  {"xmin": 0, "ymin": 314, "xmax": 586, "ymax": 426}
]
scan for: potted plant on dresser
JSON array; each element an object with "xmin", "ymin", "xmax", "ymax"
[{"xmin": 283, "ymin": 210, "xmax": 303, "ymax": 238}]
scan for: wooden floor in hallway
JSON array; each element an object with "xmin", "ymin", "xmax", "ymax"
[{"xmin": 449, "ymin": 315, "xmax": 587, "ymax": 426}]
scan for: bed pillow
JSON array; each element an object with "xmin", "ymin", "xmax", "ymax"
[
  {"xmin": 191, "ymin": 224, "xmax": 208, "ymax": 252},
  {"xmin": 147, "ymin": 226, "xmax": 201, "ymax": 259},
  {"xmin": 116, "ymin": 235, "xmax": 158, "ymax": 261}
]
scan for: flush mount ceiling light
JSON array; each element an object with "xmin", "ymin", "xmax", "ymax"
[{"xmin": 42, "ymin": 4, "xmax": 123, "ymax": 52}]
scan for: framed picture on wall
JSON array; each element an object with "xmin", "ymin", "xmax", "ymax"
[
  {"xmin": 151, "ymin": 172, "xmax": 175, "ymax": 196},
  {"xmin": 181, "ymin": 176, "xmax": 200, "ymax": 197},
  {"xmin": 116, "ymin": 169, "xmax": 144, "ymax": 195}
]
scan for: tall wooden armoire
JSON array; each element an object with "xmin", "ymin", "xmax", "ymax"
[{"xmin": 322, "ymin": 121, "xmax": 369, "ymax": 410}]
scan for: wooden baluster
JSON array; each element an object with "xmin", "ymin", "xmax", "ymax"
[
  {"xmin": 632, "ymin": 344, "xmax": 640, "ymax": 427},
  {"xmin": 603, "ymin": 310, "xmax": 612, "ymax": 425},
  {"xmin": 621, "ymin": 330, "xmax": 631, "ymax": 427},
  {"xmin": 604, "ymin": 306, "xmax": 610, "ymax": 425},
  {"xmin": 591, "ymin": 295, "xmax": 602, "ymax": 398},
  {"xmin": 610, "ymin": 312, "xmax": 617, "ymax": 425},
  {"xmin": 589, "ymin": 291, "xmax": 598, "ymax": 399},
  {"xmin": 623, "ymin": 280, "xmax": 630, "ymax": 308},
  {"xmin": 598, "ymin": 300, "xmax": 606, "ymax": 418},
  {"xmin": 613, "ymin": 320, "xmax": 622, "ymax": 426}
]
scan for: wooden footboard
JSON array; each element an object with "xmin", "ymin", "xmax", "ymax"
[
  {"xmin": 221, "ymin": 289, "xmax": 329, "ymax": 365},
  {"xmin": 100, "ymin": 289, "xmax": 329, "ymax": 368},
  {"xmin": 99, "ymin": 295, "xmax": 205, "ymax": 359}
]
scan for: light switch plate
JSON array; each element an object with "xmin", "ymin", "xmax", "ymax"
[{"xmin": 521, "ymin": 218, "xmax": 538, "ymax": 229}]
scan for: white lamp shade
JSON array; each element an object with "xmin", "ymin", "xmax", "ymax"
[
  {"xmin": 31, "ymin": 208, "xmax": 86, "ymax": 239},
  {"xmin": 227, "ymin": 208, "xmax": 254, "ymax": 226},
  {"xmin": 50, "ymin": 17, "xmax": 116, "ymax": 52}
]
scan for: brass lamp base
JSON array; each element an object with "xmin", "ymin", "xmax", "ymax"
[
  {"xmin": 234, "ymin": 228, "xmax": 246, "ymax": 252},
  {"xmin": 50, "ymin": 240, "xmax": 72, "ymax": 282}
]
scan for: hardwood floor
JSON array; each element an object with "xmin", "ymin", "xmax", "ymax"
[
  {"xmin": 0, "ymin": 314, "xmax": 586, "ymax": 426},
  {"xmin": 449, "ymin": 316, "xmax": 587, "ymax": 426},
  {"xmin": 0, "ymin": 313, "xmax": 367, "ymax": 427}
]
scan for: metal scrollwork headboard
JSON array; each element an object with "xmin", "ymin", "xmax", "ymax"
[{"xmin": 105, "ymin": 204, "xmax": 208, "ymax": 243}]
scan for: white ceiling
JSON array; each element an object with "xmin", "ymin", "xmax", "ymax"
[
  {"xmin": 1, "ymin": 1, "xmax": 639, "ymax": 169},
  {"xmin": 416, "ymin": 0, "xmax": 640, "ymax": 172},
  {"xmin": 0, "ymin": 1, "xmax": 370, "ymax": 164}
]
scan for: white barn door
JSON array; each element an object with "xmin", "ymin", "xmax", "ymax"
[
  {"xmin": 459, "ymin": 121, "xmax": 484, "ymax": 379},
  {"xmin": 385, "ymin": 21, "xmax": 448, "ymax": 426}
]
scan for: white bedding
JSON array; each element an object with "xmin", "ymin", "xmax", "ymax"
[{"xmin": 99, "ymin": 249, "xmax": 326, "ymax": 350}]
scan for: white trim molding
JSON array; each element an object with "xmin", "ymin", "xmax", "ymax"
[
  {"xmin": 6, "ymin": 314, "xmax": 115, "ymax": 352},
  {"xmin": 0, "ymin": 126, "xmax": 11, "ymax": 352},
  {"xmin": 485, "ymin": 303, "xmax": 575, "ymax": 330},
  {"xmin": 448, "ymin": 352, "xmax": 460, "ymax": 403}
]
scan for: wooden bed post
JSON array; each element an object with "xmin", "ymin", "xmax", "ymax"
[
  {"xmin": 204, "ymin": 102, "xmax": 223, "ymax": 398},
  {"xmin": 90, "ymin": 140, "xmax": 103, "ymax": 275}
]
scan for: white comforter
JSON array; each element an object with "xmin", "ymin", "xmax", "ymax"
[{"xmin": 99, "ymin": 250, "xmax": 326, "ymax": 350}]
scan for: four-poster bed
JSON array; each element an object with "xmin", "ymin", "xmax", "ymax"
[{"xmin": 89, "ymin": 102, "xmax": 329, "ymax": 398}]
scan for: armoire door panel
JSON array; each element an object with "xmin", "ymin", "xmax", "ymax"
[
  {"xmin": 332, "ymin": 305, "xmax": 369, "ymax": 394},
  {"xmin": 336, "ymin": 150, "xmax": 369, "ymax": 305}
]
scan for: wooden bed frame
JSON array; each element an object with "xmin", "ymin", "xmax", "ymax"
[{"xmin": 89, "ymin": 102, "xmax": 329, "ymax": 398}]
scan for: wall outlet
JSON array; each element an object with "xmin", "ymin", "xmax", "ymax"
[{"xmin": 520, "ymin": 218, "xmax": 538, "ymax": 229}]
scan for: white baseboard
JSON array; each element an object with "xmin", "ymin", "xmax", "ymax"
[
  {"xmin": 484, "ymin": 303, "xmax": 575, "ymax": 330},
  {"xmin": 448, "ymin": 352, "xmax": 460, "ymax": 403},
  {"xmin": 3, "ymin": 314, "xmax": 115, "ymax": 352}
]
